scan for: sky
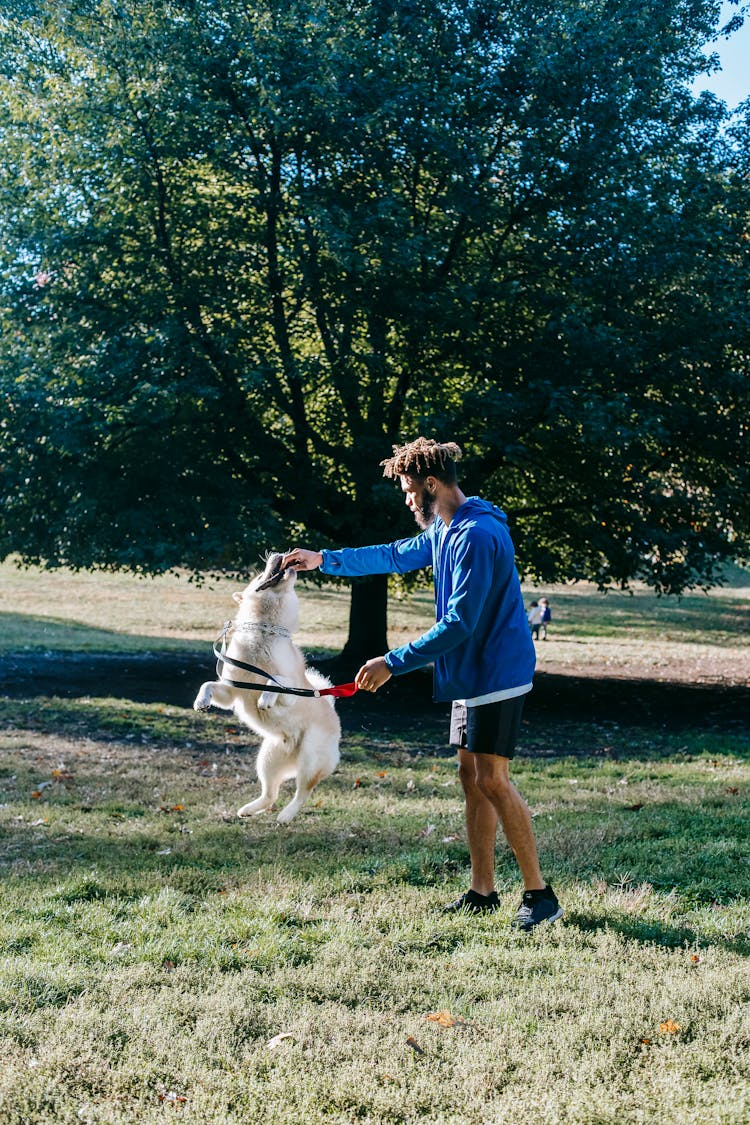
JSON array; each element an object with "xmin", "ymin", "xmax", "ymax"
[{"xmin": 695, "ymin": 2, "xmax": 750, "ymax": 108}]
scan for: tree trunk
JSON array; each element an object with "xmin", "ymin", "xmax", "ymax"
[{"xmin": 338, "ymin": 574, "xmax": 389, "ymax": 674}]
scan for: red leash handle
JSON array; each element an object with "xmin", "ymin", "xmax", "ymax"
[{"xmin": 318, "ymin": 682, "xmax": 359, "ymax": 698}]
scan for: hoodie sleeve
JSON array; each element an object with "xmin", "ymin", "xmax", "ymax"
[
  {"xmin": 384, "ymin": 527, "xmax": 494, "ymax": 674},
  {"xmin": 320, "ymin": 532, "xmax": 433, "ymax": 577}
]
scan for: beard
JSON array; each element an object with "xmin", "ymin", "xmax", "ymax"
[{"xmin": 413, "ymin": 490, "xmax": 437, "ymax": 530}]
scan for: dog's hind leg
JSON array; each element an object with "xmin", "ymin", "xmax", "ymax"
[
  {"xmin": 237, "ymin": 735, "xmax": 291, "ymax": 818},
  {"xmin": 276, "ymin": 731, "xmax": 340, "ymax": 824}
]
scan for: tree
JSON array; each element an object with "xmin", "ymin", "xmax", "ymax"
[{"xmin": 0, "ymin": 0, "xmax": 747, "ymax": 668}]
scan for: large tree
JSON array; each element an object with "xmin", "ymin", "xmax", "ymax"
[{"xmin": 0, "ymin": 0, "xmax": 747, "ymax": 664}]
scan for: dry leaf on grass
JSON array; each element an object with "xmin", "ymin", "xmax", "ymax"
[
  {"xmin": 405, "ymin": 1037, "xmax": 424, "ymax": 1055},
  {"xmin": 158, "ymin": 1090, "xmax": 188, "ymax": 1104},
  {"xmin": 419, "ymin": 823, "xmax": 436, "ymax": 838},
  {"xmin": 425, "ymin": 1011, "xmax": 467, "ymax": 1028},
  {"xmin": 659, "ymin": 1019, "xmax": 681, "ymax": 1035}
]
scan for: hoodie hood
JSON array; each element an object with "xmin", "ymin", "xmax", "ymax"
[{"xmin": 449, "ymin": 496, "xmax": 508, "ymax": 529}]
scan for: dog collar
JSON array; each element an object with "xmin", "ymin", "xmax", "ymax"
[{"xmin": 232, "ymin": 621, "xmax": 292, "ymax": 640}]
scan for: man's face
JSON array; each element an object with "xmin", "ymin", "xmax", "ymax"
[{"xmin": 400, "ymin": 475, "xmax": 436, "ymax": 530}]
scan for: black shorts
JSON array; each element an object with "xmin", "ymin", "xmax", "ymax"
[{"xmin": 449, "ymin": 696, "xmax": 526, "ymax": 758}]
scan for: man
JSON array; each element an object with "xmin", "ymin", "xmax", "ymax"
[{"xmin": 281, "ymin": 437, "xmax": 562, "ymax": 931}]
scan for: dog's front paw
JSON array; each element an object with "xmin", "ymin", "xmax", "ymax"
[
  {"xmin": 257, "ymin": 691, "xmax": 276, "ymax": 711},
  {"xmin": 193, "ymin": 684, "xmax": 213, "ymax": 712}
]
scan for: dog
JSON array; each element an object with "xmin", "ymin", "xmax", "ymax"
[{"xmin": 193, "ymin": 553, "xmax": 341, "ymax": 823}]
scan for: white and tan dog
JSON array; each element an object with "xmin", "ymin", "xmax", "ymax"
[{"xmin": 193, "ymin": 553, "xmax": 341, "ymax": 823}]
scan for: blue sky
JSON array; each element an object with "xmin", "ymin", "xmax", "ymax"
[{"xmin": 695, "ymin": 2, "xmax": 750, "ymax": 107}]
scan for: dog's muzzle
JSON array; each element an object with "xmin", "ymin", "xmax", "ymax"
[{"xmin": 254, "ymin": 553, "xmax": 291, "ymax": 592}]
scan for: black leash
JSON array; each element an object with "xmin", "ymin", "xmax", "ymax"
[{"xmin": 213, "ymin": 621, "xmax": 358, "ymax": 699}]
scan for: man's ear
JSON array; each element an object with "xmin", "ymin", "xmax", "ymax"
[
  {"xmin": 425, "ymin": 475, "xmax": 438, "ymax": 493},
  {"xmin": 232, "ymin": 592, "xmax": 243, "ymax": 604}
]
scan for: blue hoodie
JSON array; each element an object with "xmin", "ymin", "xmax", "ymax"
[{"xmin": 320, "ymin": 497, "xmax": 536, "ymax": 703}]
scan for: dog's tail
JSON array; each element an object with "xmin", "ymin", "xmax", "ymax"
[{"xmin": 304, "ymin": 667, "xmax": 339, "ymax": 705}]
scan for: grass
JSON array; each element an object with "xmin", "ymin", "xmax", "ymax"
[{"xmin": 0, "ymin": 561, "xmax": 748, "ymax": 1122}]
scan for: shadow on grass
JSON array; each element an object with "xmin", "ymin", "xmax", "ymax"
[
  {"xmin": 564, "ymin": 910, "xmax": 750, "ymax": 957},
  {"xmin": 2, "ymin": 640, "xmax": 750, "ymax": 733}
]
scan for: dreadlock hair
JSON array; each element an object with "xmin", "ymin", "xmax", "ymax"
[{"xmin": 380, "ymin": 437, "xmax": 463, "ymax": 484}]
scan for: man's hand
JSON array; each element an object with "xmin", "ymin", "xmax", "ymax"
[
  {"xmin": 281, "ymin": 548, "xmax": 323, "ymax": 572},
  {"xmin": 355, "ymin": 657, "xmax": 392, "ymax": 693}
]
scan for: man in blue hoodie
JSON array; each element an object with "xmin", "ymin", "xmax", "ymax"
[{"xmin": 281, "ymin": 438, "xmax": 562, "ymax": 931}]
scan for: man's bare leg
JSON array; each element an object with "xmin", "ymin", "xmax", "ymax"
[
  {"xmin": 458, "ymin": 749, "xmax": 544, "ymax": 891},
  {"xmin": 457, "ymin": 748, "xmax": 499, "ymax": 896}
]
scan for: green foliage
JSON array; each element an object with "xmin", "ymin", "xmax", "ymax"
[{"xmin": 0, "ymin": 0, "xmax": 747, "ymax": 592}]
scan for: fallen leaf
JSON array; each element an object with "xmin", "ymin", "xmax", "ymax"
[
  {"xmin": 267, "ymin": 1032, "xmax": 294, "ymax": 1049},
  {"xmin": 690, "ymin": 954, "xmax": 702, "ymax": 964},
  {"xmin": 425, "ymin": 1011, "xmax": 466, "ymax": 1028},
  {"xmin": 441, "ymin": 833, "xmax": 460, "ymax": 843},
  {"xmin": 376, "ymin": 771, "xmax": 387, "ymax": 778},
  {"xmin": 625, "ymin": 803, "xmax": 644, "ymax": 812},
  {"xmin": 352, "ymin": 778, "xmax": 362, "ymax": 789},
  {"xmin": 158, "ymin": 1090, "xmax": 188, "ymax": 1104},
  {"xmin": 405, "ymin": 1036, "xmax": 424, "ymax": 1055},
  {"xmin": 51, "ymin": 768, "xmax": 74, "ymax": 781},
  {"xmin": 725, "ymin": 787, "xmax": 739, "ymax": 796},
  {"xmin": 29, "ymin": 818, "xmax": 49, "ymax": 827},
  {"xmin": 659, "ymin": 1019, "xmax": 681, "ymax": 1035},
  {"xmin": 640, "ymin": 1037, "xmax": 651, "ymax": 1045},
  {"xmin": 419, "ymin": 823, "xmax": 436, "ymax": 838}
]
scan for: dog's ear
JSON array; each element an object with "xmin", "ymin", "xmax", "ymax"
[{"xmin": 232, "ymin": 592, "xmax": 244, "ymax": 604}]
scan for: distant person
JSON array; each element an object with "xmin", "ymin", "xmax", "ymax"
[
  {"xmin": 527, "ymin": 600, "xmax": 543, "ymax": 641},
  {"xmin": 281, "ymin": 437, "xmax": 563, "ymax": 931},
  {"xmin": 539, "ymin": 597, "xmax": 552, "ymax": 641}
]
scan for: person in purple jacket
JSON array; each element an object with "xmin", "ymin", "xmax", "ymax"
[{"xmin": 281, "ymin": 437, "xmax": 562, "ymax": 931}]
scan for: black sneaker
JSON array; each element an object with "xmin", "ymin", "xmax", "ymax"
[
  {"xmin": 513, "ymin": 885, "xmax": 563, "ymax": 931},
  {"xmin": 444, "ymin": 889, "xmax": 500, "ymax": 915}
]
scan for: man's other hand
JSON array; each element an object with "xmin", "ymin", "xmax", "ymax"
[{"xmin": 355, "ymin": 657, "xmax": 392, "ymax": 693}]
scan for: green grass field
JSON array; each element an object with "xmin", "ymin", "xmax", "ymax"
[{"xmin": 0, "ymin": 561, "xmax": 748, "ymax": 1123}]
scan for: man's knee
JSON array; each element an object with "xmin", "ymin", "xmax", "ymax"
[
  {"xmin": 475, "ymin": 764, "xmax": 513, "ymax": 802},
  {"xmin": 457, "ymin": 755, "xmax": 482, "ymax": 794}
]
